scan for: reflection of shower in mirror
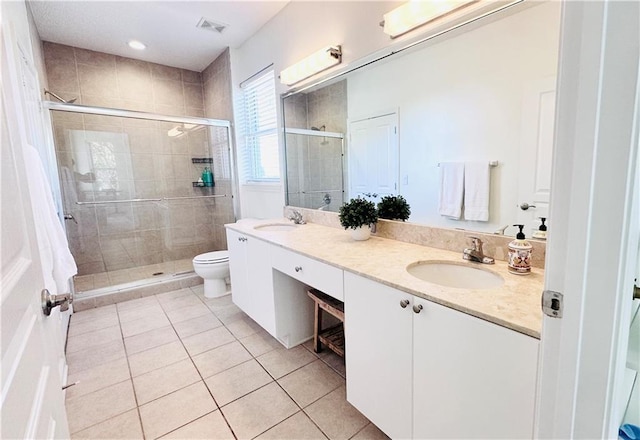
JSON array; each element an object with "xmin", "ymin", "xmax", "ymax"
[
  {"xmin": 311, "ymin": 125, "xmax": 329, "ymax": 145},
  {"xmin": 317, "ymin": 193, "xmax": 332, "ymax": 210}
]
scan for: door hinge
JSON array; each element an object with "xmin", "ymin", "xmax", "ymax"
[{"xmin": 541, "ymin": 290, "xmax": 563, "ymax": 318}]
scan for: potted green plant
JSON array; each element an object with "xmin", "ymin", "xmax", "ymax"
[
  {"xmin": 377, "ymin": 195, "xmax": 411, "ymax": 221},
  {"xmin": 339, "ymin": 197, "xmax": 379, "ymax": 241}
]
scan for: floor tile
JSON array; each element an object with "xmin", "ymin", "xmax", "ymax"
[
  {"xmin": 67, "ymin": 339, "xmax": 126, "ymax": 375},
  {"xmin": 278, "ymin": 359, "xmax": 344, "ymax": 408},
  {"xmin": 68, "ymin": 313, "xmax": 120, "ymax": 337},
  {"xmin": 211, "ymin": 303, "xmax": 245, "ymax": 324},
  {"xmin": 156, "ymin": 288, "xmax": 193, "ymax": 303},
  {"xmin": 120, "ymin": 313, "xmax": 171, "ymax": 338},
  {"xmin": 172, "ymin": 313, "xmax": 223, "ymax": 339},
  {"xmin": 165, "ymin": 302, "xmax": 211, "ymax": 324},
  {"xmin": 192, "ymin": 341, "xmax": 252, "ymax": 378},
  {"xmin": 133, "ymin": 359, "xmax": 201, "ymax": 405},
  {"xmin": 189, "ymin": 284, "xmax": 205, "ymax": 296},
  {"xmin": 139, "ymin": 381, "xmax": 217, "ymax": 439},
  {"xmin": 128, "ymin": 341, "xmax": 189, "ymax": 377},
  {"xmin": 159, "ymin": 411, "xmax": 234, "ymax": 439},
  {"xmin": 201, "ymin": 293, "xmax": 233, "ymax": 311},
  {"xmin": 221, "ymin": 382, "xmax": 298, "ymax": 439},
  {"xmin": 351, "ymin": 423, "xmax": 391, "ymax": 440},
  {"xmin": 66, "ymin": 380, "xmax": 137, "ymax": 434},
  {"xmin": 181, "ymin": 326, "xmax": 235, "ymax": 357},
  {"xmin": 118, "ymin": 303, "xmax": 165, "ymax": 324},
  {"xmin": 117, "ymin": 295, "xmax": 159, "ymax": 313},
  {"xmin": 239, "ymin": 330, "xmax": 283, "ymax": 357},
  {"xmin": 304, "ymin": 386, "xmax": 369, "ymax": 440},
  {"xmin": 204, "ymin": 359, "xmax": 273, "ymax": 406},
  {"xmin": 257, "ymin": 346, "xmax": 316, "ymax": 379},
  {"xmin": 124, "ymin": 325, "xmax": 179, "ymax": 355},
  {"xmin": 70, "ymin": 304, "xmax": 117, "ymax": 325},
  {"xmin": 319, "ymin": 351, "xmax": 346, "ymax": 379},
  {"xmin": 225, "ymin": 316, "xmax": 263, "ymax": 339},
  {"xmin": 70, "ymin": 409, "xmax": 143, "ymax": 439},
  {"xmin": 159, "ymin": 292, "xmax": 203, "ymax": 311},
  {"xmin": 66, "ymin": 325, "xmax": 122, "ymax": 354},
  {"xmin": 256, "ymin": 411, "xmax": 327, "ymax": 440},
  {"xmin": 66, "ymin": 357, "xmax": 130, "ymax": 400}
]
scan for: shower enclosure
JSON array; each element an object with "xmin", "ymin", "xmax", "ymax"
[
  {"xmin": 46, "ymin": 102, "xmax": 236, "ymax": 295},
  {"xmin": 284, "ymin": 128, "xmax": 345, "ymax": 212}
]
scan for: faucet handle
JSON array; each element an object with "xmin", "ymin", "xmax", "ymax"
[{"xmin": 467, "ymin": 236, "xmax": 482, "ymax": 250}]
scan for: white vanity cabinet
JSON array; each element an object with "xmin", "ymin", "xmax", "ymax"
[
  {"xmin": 345, "ymin": 272, "xmax": 539, "ymax": 439},
  {"xmin": 226, "ymin": 229, "xmax": 276, "ymax": 334}
]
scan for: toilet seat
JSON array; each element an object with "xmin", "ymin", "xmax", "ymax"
[{"xmin": 193, "ymin": 251, "xmax": 229, "ymax": 264}]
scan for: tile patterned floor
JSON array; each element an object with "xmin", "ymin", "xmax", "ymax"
[{"xmin": 65, "ymin": 285, "xmax": 390, "ymax": 439}]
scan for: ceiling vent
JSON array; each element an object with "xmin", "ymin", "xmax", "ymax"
[{"xmin": 196, "ymin": 17, "xmax": 227, "ymax": 34}]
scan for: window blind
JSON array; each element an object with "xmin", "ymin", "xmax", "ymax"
[{"xmin": 240, "ymin": 69, "xmax": 279, "ymax": 182}]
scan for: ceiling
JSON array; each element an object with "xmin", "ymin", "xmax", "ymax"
[{"xmin": 29, "ymin": 1, "xmax": 289, "ymax": 72}]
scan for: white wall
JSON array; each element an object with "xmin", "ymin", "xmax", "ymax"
[
  {"xmin": 348, "ymin": 2, "xmax": 560, "ymax": 231},
  {"xmin": 231, "ymin": 0, "xmax": 559, "ymax": 223}
]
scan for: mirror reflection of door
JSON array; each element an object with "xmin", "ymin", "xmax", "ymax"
[
  {"xmin": 348, "ymin": 112, "xmax": 399, "ymax": 203},
  {"xmin": 517, "ymin": 77, "xmax": 557, "ymax": 236}
]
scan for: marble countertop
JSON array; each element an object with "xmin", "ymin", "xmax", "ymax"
[{"xmin": 226, "ymin": 219, "xmax": 544, "ymax": 339}]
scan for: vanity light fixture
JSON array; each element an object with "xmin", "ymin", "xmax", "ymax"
[
  {"xmin": 280, "ymin": 46, "xmax": 342, "ymax": 86},
  {"xmin": 382, "ymin": 0, "xmax": 477, "ymax": 38},
  {"xmin": 128, "ymin": 40, "xmax": 146, "ymax": 50}
]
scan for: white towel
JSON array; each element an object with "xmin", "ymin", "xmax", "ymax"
[
  {"xmin": 23, "ymin": 144, "xmax": 77, "ymax": 295},
  {"xmin": 438, "ymin": 162, "xmax": 464, "ymax": 219},
  {"xmin": 464, "ymin": 161, "xmax": 490, "ymax": 221}
]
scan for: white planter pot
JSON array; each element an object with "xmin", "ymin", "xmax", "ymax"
[{"xmin": 351, "ymin": 225, "xmax": 371, "ymax": 241}]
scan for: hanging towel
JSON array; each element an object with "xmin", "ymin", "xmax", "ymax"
[
  {"xmin": 23, "ymin": 144, "xmax": 77, "ymax": 295},
  {"xmin": 464, "ymin": 161, "xmax": 490, "ymax": 221},
  {"xmin": 438, "ymin": 162, "xmax": 465, "ymax": 219}
]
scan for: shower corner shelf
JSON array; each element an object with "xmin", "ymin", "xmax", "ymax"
[
  {"xmin": 192, "ymin": 182, "xmax": 215, "ymax": 188},
  {"xmin": 192, "ymin": 157, "xmax": 213, "ymax": 164}
]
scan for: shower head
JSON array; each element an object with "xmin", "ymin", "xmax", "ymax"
[
  {"xmin": 310, "ymin": 125, "xmax": 326, "ymax": 131},
  {"xmin": 44, "ymin": 90, "xmax": 77, "ymax": 104}
]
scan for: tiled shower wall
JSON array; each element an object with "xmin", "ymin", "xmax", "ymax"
[
  {"xmin": 283, "ymin": 80, "xmax": 347, "ymax": 212},
  {"xmin": 44, "ymin": 42, "xmax": 235, "ymax": 276}
]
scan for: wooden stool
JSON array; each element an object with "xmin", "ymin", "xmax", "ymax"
[{"xmin": 307, "ymin": 288, "xmax": 345, "ymax": 357}]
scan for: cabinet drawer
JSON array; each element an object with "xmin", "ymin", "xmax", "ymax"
[{"xmin": 271, "ymin": 246, "xmax": 344, "ymax": 301}]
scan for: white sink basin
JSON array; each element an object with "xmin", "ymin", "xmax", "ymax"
[
  {"xmin": 254, "ymin": 223, "xmax": 299, "ymax": 232},
  {"xmin": 406, "ymin": 260, "xmax": 504, "ymax": 290}
]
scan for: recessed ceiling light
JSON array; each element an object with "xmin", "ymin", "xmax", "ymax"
[{"xmin": 128, "ymin": 40, "xmax": 146, "ymax": 50}]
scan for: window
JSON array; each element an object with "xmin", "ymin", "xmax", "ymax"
[{"xmin": 241, "ymin": 69, "xmax": 279, "ymax": 182}]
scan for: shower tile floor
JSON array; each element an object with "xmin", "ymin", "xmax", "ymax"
[
  {"xmin": 65, "ymin": 285, "xmax": 389, "ymax": 439},
  {"xmin": 73, "ymin": 259, "xmax": 195, "ymax": 293}
]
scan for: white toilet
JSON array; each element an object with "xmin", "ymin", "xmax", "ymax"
[{"xmin": 192, "ymin": 251, "xmax": 230, "ymax": 298}]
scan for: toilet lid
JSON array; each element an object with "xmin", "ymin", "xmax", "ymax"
[{"xmin": 193, "ymin": 251, "xmax": 229, "ymax": 263}]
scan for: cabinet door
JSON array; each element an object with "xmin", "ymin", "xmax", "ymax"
[
  {"xmin": 344, "ymin": 272, "xmax": 413, "ymax": 439},
  {"xmin": 246, "ymin": 237, "xmax": 275, "ymax": 334},
  {"xmin": 412, "ymin": 297, "xmax": 539, "ymax": 439},
  {"xmin": 226, "ymin": 229, "xmax": 250, "ymax": 312}
]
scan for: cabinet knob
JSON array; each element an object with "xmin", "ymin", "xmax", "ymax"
[
  {"xmin": 238, "ymin": 236, "xmax": 247, "ymax": 242},
  {"xmin": 295, "ymin": 266, "xmax": 302, "ymax": 272},
  {"xmin": 412, "ymin": 304, "xmax": 423, "ymax": 314},
  {"xmin": 400, "ymin": 299, "xmax": 410, "ymax": 308}
]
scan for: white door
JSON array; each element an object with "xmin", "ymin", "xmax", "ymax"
[
  {"xmin": 535, "ymin": 1, "xmax": 639, "ymax": 438},
  {"xmin": 517, "ymin": 76, "xmax": 556, "ymax": 235},
  {"xmin": 1, "ymin": 102, "xmax": 70, "ymax": 440},
  {"xmin": 1, "ymin": 46, "xmax": 70, "ymax": 440},
  {"xmin": 348, "ymin": 113, "xmax": 398, "ymax": 202}
]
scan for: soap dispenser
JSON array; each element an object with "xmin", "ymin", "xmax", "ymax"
[
  {"xmin": 532, "ymin": 217, "xmax": 547, "ymax": 240},
  {"xmin": 508, "ymin": 224, "xmax": 532, "ymax": 275}
]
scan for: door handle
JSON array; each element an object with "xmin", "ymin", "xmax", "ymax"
[
  {"xmin": 519, "ymin": 202, "xmax": 537, "ymax": 211},
  {"xmin": 63, "ymin": 213, "xmax": 77, "ymax": 224},
  {"xmin": 41, "ymin": 289, "xmax": 72, "ymax": 316}
]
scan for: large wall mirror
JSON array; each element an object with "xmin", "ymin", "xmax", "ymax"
[{"xmin": 282, "ymin": 2, "xmax": 561, "ymax": 236}]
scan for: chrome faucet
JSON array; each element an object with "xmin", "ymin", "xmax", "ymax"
[
  {"xmin": 494, "ymin": 225, "xmax": 509, "ymax": 235},
  {"xmin": 463, "ymin": 236, "xmax": 495, "ymax": 264},
  {"xmin": 288, "ymin": 209, "xmax": 306, "ymax": 225}
]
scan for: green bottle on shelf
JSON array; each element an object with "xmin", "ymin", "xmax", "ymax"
[{"xmin": 202, "ymin": 166, "xmax": 214, "ymax": 187}]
